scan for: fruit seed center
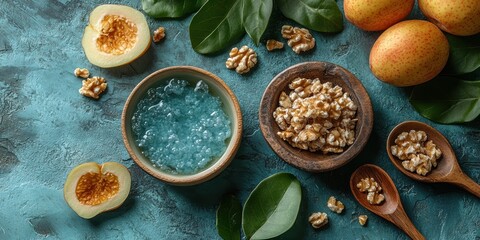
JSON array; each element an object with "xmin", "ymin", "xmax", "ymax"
[
  {"xmin": 96, "ymin": 14, "xmax": 138, "ymax": 55},
  {"xmin": 76, "ymin": 172, "xmax": 120, "ymax": 205}
]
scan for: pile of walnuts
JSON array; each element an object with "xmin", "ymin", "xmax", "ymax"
[{"xmin": 273, "ymin": 77, "xmax": 358, "ymax": 153}]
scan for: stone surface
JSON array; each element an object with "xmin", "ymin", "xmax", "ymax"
[{"xmin": 0, "ymin": 0, "xmax": 479, "ymax": 239}]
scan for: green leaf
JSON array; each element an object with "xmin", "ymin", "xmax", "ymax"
[
  {"xmin": 243, "ymin": 0, "xmax": 273, "ymax": 45},
  {"xmin": 216, "ymin": 195, "xmax": 242, "ymax": 240},
  {"xmin": 141, "ymin": 0, "xmax": 207, "ymax": 18},
  {"xmin": 277, "ymin": 0, "xmax": 343, "ymax": 32},
  {"xmin": 242, "ymin": 173, "xmax": 302, "ymax": 240},
  {"xmin": 189, "ymin": 0, "xmax": 245, "ymax": 54},
  {"xmin": 443, "ymin": 34, "xmax": 480, "ymax": 75},
  {"xmin": 409, "ymin": 76, "xmax": 480, "ymax": 124}
]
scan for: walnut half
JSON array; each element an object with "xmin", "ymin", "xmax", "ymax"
[
  {"xmin": 79, "ymin": 76, "xmax": 107, "ymax": 99},
  {"xmin": 281, "ymin": 25, "xmax": 315, "ymax": 54},
  {"xmin": 225, "ymin": 46, "xmax": 257, "ymax": 74}
]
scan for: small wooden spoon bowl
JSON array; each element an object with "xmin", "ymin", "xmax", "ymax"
[
  {"xmin": 386, "ymin": 121, "xmax": 455, "ymax": 183},
  {"xmin": 350, "ymin": 164, "xmax": 425, "ymax": 240},
  {"xmin": 387, "ymin": 121, "xmax": 480, "ymax": 198},
  {"xmin": 350, "ymin": 164, "xmax": 399, "ymax": 215},
  {"xmin": 259, "ymin": 62, "xmax": 374, "ymax": 172}
]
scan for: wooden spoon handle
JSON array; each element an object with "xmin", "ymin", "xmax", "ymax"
[
  {"xmin": 389, "ymin": 208, "xmax": 425, "ymax": 240},
  {"xmin": 448, "ymin": 172, "xmax": 480, "ymax": 198}
]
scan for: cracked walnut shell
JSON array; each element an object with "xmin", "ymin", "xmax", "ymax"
[
  {"xmin": 281, "ymin": 25, "xmax": 315, "ymax": 54},
  {"xmin": 309, "ymin": 212, "xmax": 328, "ymax": 229},
  {"xmin": 79, "ymin": 76, "xmax": 107, "ymax": 99},
  {"xmin": 226, "ymin": 46, "xmax": 257, "ymax": 74}
]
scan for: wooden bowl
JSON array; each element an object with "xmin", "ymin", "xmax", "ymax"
[
  {"xmin": 121, "ymin": 66, "xmax": 242, "ymax": 186},
  {"xmin": 259, "ymin": 62, "xmax": 373, "ymax": 172}
]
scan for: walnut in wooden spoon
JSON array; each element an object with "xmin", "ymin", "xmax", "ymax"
[
  {"xmin": 350, "ymin": 164, "xmax": 425, "ymax": 240},
  {"xmin": 387, "ymin": 121, "xmax": 480, "ymax": 198}
]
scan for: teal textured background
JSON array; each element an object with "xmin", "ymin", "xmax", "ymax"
[{"xmin": 0, "ymin": 0, "xmax": 478, "ymax": 239}]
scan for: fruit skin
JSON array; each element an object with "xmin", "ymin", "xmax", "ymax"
[
  {"xmin": 64, "ymin": 162, "xmax": 131, "ymax": 219},
  {"xmin": 369, "ymin": 20, "xmax": 449, "ymax": 87},
  {"xmin": 82, "ymin": 4, "xmax": 151, "ymax": 68},
  {"xmin": 344, "ymin": 0, "xmax": 414, "ymax": 31},
  {"xmin": 419, "ymin": 0, "xmax": 480, "ymax": 36}
]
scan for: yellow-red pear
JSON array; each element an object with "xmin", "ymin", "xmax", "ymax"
[
  {"xmin": 344, "ymin": 0, "xmax": 414, "ymax": 31},
  {"xmin": 419, "ymin": 0, "xmax": 480, "ymax": 36},
  {"xmin": 369, "ymin": 20, "xmax": 449, "ymax": 87}
]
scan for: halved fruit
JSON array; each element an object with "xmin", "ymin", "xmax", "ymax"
[
  {"xmin": 82, "ymin": 4, "xmax": 151, "ymax": 68},
  {"xmin": 64, "ymin": 162, "xmax": 131, "ymax": 219}
]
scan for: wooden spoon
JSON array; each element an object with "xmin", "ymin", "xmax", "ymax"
[
  {"xmin": 350, "ymin": 164, "xmax": 425, "ymax": 240},
  {"xmin": 387, "ymin": 121, "xmax": 480, "ymax": 198}
]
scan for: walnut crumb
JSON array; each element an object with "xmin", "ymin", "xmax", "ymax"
[
  {"xmin": 225, "ymin": 46, "xmax": 257, "ymax": 74},
  {"xmin": 74, "ymin": 68, "xmax": 90, "ymax": 78},
  {"xmin": 79, "ymin": 76, "xmax": 107, "ymax": 99},
  {"xmin": 153, "ymin": 27, "xmax": 165, "ymax": 43},
  {"xmin": 309, "ymin": 212, "xmax": 328, "ymax": 229},
  {"xmin": 266, "ymin": 40, "xmax": 284, "ymax": 51},
  {"xmin": 281, "ymin": 25, "xmax": 315, "ymax": 54},
  {"xmin": 358, "ymin": 215, "xmax": 368, "ymax": 226},
  {"xmin": 327, "ymin": 196, "xmax": 344, "ymax": 214}
]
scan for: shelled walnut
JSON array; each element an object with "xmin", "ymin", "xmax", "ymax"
[
  {"xmin": 74, "ymin": 68, "xmax": 90, "ymax": 78},
  {"xmin": 358, "ymin": 215, "xmax": 368, "ymax": 226},
  {"xmin": 225, "ymin": 46, "xmax": 257, "ymax": 74},
  {"xmin": 153, "ymin": 27, "xmax": 165, "ymax": 42},
  {"xmin": 273, "ymin": 77, "xmax": 358, "ymax": 153},
  {"xmin": 281, "ymin": 25, "xmax": 315, "ymax": 54},
  {"xmin": 327, "ymin": 196, "xmax": 344, "ymax": 214},
  {"xmin": 367, "ymin": 191, "xmax": 385, "ymax": 205},
  {"xmin": 356, "ymin": 177, "xmax": 385, "ymax": 205},
  {"xmin": 356, "ymin": 177, "xmax": 382, "ymax": 193},
  {"xmin": 79, "ymin": 76, "xmax": 107, "ymax": 99},
  {"xmin": 266, "ymin": 40, "xmax": 284, "ymax": 51},
  {"xmin": 391, "ymin": 130, "xmax": 442, "ymax": 176},
  {"xmin": 309, "ymin": 212, "xmax": 328, "ymax": 229}
]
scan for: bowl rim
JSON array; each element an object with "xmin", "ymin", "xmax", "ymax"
[
  {"xmin": 258, "ymin": 61, "xmax": 373, "ymax": 172},
  {"xmin": 121, "ymin": 66, "xmax": 242, "ymax": 185}
]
